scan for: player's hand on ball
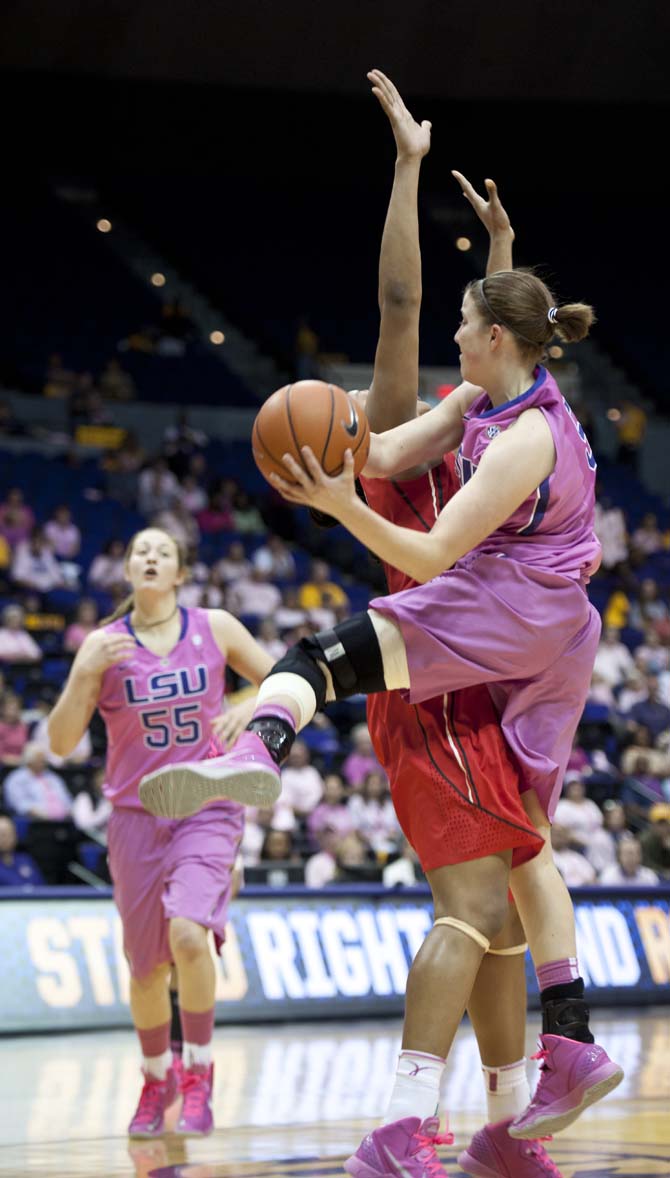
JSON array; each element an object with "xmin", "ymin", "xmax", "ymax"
[
  {"xmin": 270, "ymin": 446, "xmax": 358, "ymax": 518},
  {"xmin": 368, "ymin": 69, "xmax": 431, "ymax": 161}
]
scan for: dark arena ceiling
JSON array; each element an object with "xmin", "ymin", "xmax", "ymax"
[{"xmin": 1, "ymin": 0, "xmax": 668, "ymax": 102}]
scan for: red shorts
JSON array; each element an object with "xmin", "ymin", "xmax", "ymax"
[{"xmin": 367, "ymin": 685, "xmax": 542, "ymax": 872}]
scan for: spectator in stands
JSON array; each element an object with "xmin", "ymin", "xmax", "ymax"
[
  {"xmin": 599, "ymin": 835, "xmax": 659, "ymax": 886},
  {"xmin": 137, "ymin": 458, "xmax": 180, "ymax": 518},
  {"xmin": 342, "ymin": 722, "xmax": 384, "ymax": 789},
  {"xmin": 179, "ymin": 473, "xmax": 208, "ymax": 515},
  {"xmin": 226, "ymin": 567, "xmax": 282, "ymax": 620},
  {"xmin": 550, "ymin": 824, "xmax": 597, "ymax": 886},
  {"xmin": 0, "ymin": 692, "xmax": 29, "ymax": 765},
  {"xmin": 620, "ymin": 724, "xmax": 670, "ymax": 779},
  {"xmin": 0, "ymin": 488, "xmax": 35, "ymax": 548},
  {"xmin": 603, "ymin": 587, "xmax": 631, "ymax": 630},
  {"xmin": 623, "ymin": 674, "xmax": 670, "ymax": 742},
  {"xmin": 252, "ymin": 534, "xmax": 296, "ymax": 581},
  {"xmin": 255, "ymin": 618, "xmax": 287, "ymax": 662},
  {"xmin": 383, "ymin": 838, "xmax": 423, "ymax": 887},
  {"xmin": 88, "ymin": 538, "xmax": 127, "ymax": 594},
  {"xmin": 298, "ymin": 559, "xmax": 349, "ymax": 611},
  {"xmin": 593, "ymin": 626, "xmax": 635, "ymax": 689},
  {"xmin": 98, "ymin": 357, "xmax": 136, "ymax": 401},
  {"xmin": 636, "ymin": 627, "xmax": 670, "ymax": 676},
  {"xmin": 29, "ymin": 698, "xmax": 92, "ymax": 767},
  {"xmin": 213, "ymin": 540, "xmax": 251, "ymax": 585},
  {"xmin": 43, "ymin": 353, "xmax": 76, "ymax": 399},
  {"xmin": 3, "ymin": 742, "xmax": 72, "ymax": 819},
  {"xmin": 616, "ymin": 666, "xmax": 647, "ymax": 714},
  {"xmin": 102, "ymin": 430, "xmax": 146, "ymax": 507},
  {"xmin": 0, "ymin": 604, "xmax": 42, "ymax": 664},
  {"xmin": 163, "ymin": 411, "xmax": 208, "ymax": 479},
  {"xmin": 279, "ymin": 738, "xmax": 324, "ymax": 819},
  {"xmin": 259, "ymin": 828, "xmax": 299, "ymax": 864},
  {"xmin": 304, "ymin": 824, "xmax": 339, "ymax": 887},
  {"xmin": 593, "ymin": 491, "xmax": 628, "ymax": 572},
  {"xmin": 44, "ymin": 504, "xmax": 81, "ymax": 560},
  {"xmin": 0, "ymin": 532, "xmax": 9, "ymax": 581},
  {"xmin": 177, "ymin": 560, "xmax": 215, "ymax": 609},
  {"xmin": 613, "ymin": 398, "xmax": 647, "ymax": 473},
  {"xmin": 275, "ymin": 585, "xmax": 309, "ymax": 632},
  {"xmin": 586, "ymin": 800, "xmax": 629, "ymax": 875},
  {"xmin": 629, "ymin": 578, "xmax": 670, "ymax": 639},
  {"xmin": 12, "ymin": 527, "xmax": 64, "ymax": 595},
  {"xmin": 64, "ymin": 598, "xmax": 99, "ymax": 653},
  {"xmin": 331, "ymin": 830, "xmax": 382, "ymax": 884},
  {"xmin": 151, "ymin": 501, "xmax": 200, "ymax": 551},
  {"xmin": 294, "ymin": 315, "xmax": 320, "ymax": 381},
  {"xmin": 71, "ymin": 768, "xmax": 112, "ymax": 838},
  {"xmin": 566, "ymin": 733, "xmax": 592, "ymax": 777},
  {"xmin": 231, "ymin": 489, "xmax": 266, "ymax": 535},
  {"xmin": 197, "ymin": 490, "xmax": 235, "ymax": 536},
  {"xmin": 630, "ymin": 512, "xmax": 666, "ymax": 558},
  {"xmin": 554, "ymin": 775, "xmax": 605, "ymax": 847},
  {"xmin": 640, "ymin": 804, "xmax": 670, "ymax": 880},
  {"xmin": 347, "ymin": 770, "xmax": 400, "ymax": 855},
  {"xmin": 308, "ymin": 772, "xmax": 355, "ymax": 843},
  {"xmin": 0, "ymin": 814, "xmax": 44, "ymax": 888}
]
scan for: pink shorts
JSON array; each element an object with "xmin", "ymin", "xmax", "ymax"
[{"xmin": 107, "ymin": 802, "xmax": 244, "ymax": 979}]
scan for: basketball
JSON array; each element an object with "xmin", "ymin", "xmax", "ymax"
[{"xmin": 252, "ymin": 380, "xmax": 370, "ymax": 486}]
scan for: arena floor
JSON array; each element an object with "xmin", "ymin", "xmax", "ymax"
[{"xmin": 0, "ymin": 1010, "xmax": 667, "ymax": 1176}]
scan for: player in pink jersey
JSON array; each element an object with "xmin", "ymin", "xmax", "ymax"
[
  {"xmin": 139, "ymin": 79, "xmax": 623, "ymax": 1152},
  {"xmin": 49, "ymin": 527, "xmax": 273, "ymax": 1138}
]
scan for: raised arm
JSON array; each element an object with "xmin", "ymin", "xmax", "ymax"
[
  {"xmin": 365, "ymin": 70, "xmax": 431, "ymax": 433},
  {"xmin": 451, "ymin": 172, "xmax": 515, "ymax": 275}
]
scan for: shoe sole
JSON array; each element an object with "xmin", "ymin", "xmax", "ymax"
[
  {"xmin": 174, "ymin": 1123, "xmax": 214, "ymax": 1136},
  {"xmin": 139, "ymin": 763, "xmax": 281, "ymax": 818},
  {"xmin": 508, "ymin": 1065, "xmax": 624, "ymax": 1138},
  {"xmin": 457, "ymin": 1150, "xmax": 497, "ymax": 1178},
  {"xmin": 128, "ymin": 1127, "xmax": 165, "ymax": 1139}
]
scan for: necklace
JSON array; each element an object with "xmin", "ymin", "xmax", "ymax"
[{"xmin": 132, "ymin": 603, "xmax": 179, "ymax": 631}]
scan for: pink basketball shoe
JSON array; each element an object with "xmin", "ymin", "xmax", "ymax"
[
  {"xmin": 344, "ymin": 1115, "xmax": 454, "ymax": 1177},
  {"xmin": 128, "ymin": 1067, "xmax": 179, "ymax": 1137},
  {"xmin": 175, "ymin": 1062, "xmax": 214, "ymax": 1136},
  {"xmin": 508, "ymin": 1035, "xmax": 624, "ymax": 1138},
  {"xmin": 139, "ymin": 731, "xmax": 281, "ymax": 818},
  {"xmin": 458, "ymin": 1118, "xmax": 563, "ymax": 1176}
]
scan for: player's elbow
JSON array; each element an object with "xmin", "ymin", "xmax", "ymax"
[{"xmin": 380, "ymin": 282, "xmax": 421, "ymax": 312}]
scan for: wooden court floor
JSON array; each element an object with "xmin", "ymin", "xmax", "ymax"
[{"xmin": 0, "ymin": 1009, "xmax": 667, "ymax": 1177}]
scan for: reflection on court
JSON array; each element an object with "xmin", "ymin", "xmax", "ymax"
[{"xmin": 0, "ymin": 1009, "xmax": 668, "ymax": 1176}]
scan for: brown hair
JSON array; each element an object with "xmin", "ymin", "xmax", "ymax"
[
  {"xmin": 99, "ymin": 528, "xmax": 188, "ymax": 626},
  {"xmin": 466, "ymin": 268, "xmax": 596, "ymax": 358}
]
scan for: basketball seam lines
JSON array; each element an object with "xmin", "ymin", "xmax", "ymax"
[
  {"xmin": 320, "ymin": 384, "xmax": 335, "ymax": 468},
  {"xmin": 253, "ymin": 418, "xmax": 291, "ymax": 478},
  {"xmin": 330, "ymin": 417, "xmax": 370, "ymax": 476},
  {"xmin": 285, "ymin": 384, "xmax": 310, "ymax": 475}
]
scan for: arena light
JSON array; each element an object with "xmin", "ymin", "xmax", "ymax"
[
  {"xmin": 150, "ymin": 272, "xmax": 166, "ymax": 287},
  {"xmin": 548, "ymin": 345, "xmax": 564, "ymax": 359},
  {"xmin": 209, "ymin": 330, "xmax": 225, "ymax": 345},
  {"xmin": 455, "ymin": 236, "xmax": 472, "ymax": 252},
  {"xmin": 96, "ymin": 219, "xmax": 112, "ymax": 233},
  {"xmin": 607, "ymin": 408, "xmax": 621, "ymax": 421}
]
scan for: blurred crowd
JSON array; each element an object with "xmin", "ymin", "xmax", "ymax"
[{"xmin": 0, "ymin": 389, "xmax": 669, "ymax": 894}]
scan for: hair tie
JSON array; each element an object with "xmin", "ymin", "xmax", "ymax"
[{"xmin": 547, "ymin": 306, "xmax": 559, "ymax": 324}]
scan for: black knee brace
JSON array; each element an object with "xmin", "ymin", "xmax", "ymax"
[{"xmin": 265, "ymin": 611, "xmax": 387, "ymax": 705}]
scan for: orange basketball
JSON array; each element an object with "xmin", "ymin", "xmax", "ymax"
[{"xmin": 252, "ymin": 380, "xmax": 370, "ymax": 486}]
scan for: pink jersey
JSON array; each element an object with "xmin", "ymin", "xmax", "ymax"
[
  {"xmin": 455, "ymin": 366, "xmax": 601, "ymax": 583},
  {"xmin": 98, "ymin": 607, "xmax": 226, "ymax": 810}
]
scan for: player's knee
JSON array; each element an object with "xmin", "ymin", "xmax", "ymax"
[
  {"xmin": 434, "ymin": 890, "xmax": 509, "ymax": 945},
  {"xmin": 169, "ymin": 918, "xmax": 209, "ymax": 965},
  {"xmin": 271, "ymin": 612, "xmax": 387, "ymax": 703},
  {"xmin": 131, "ymin": 962, "xmax": 170, "ymax": 991}
]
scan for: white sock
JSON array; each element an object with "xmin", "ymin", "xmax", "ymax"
[
  {"xmin": 384, "ymin": 1050, "xmax": 445, "ymax": 1125},
  {"xmin": 482, "ymin": 1059, "xmax": 531, "ymax": 1123},
  {"xmin": 183, "ymin": 1040, "xmax": 213, "ymax": 1069},
  {"xmin": 143, "ymin": 1048, "xmax": 172, "ymax": 1081}
]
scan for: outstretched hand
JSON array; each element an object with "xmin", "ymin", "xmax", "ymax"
[
  {"xmin": 451, "ymin": 171, "xmax": 514, "ymax": 241},
  {"xmin": 269, "ymin": 447, "xmax": 359, "ymax": 519},
  {"xmin": 368, "ymin": 69, "xmax": 431, "ymax": 161}
]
